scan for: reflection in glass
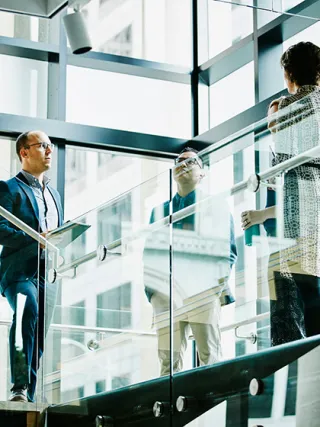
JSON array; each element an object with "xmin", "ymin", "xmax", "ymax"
[
  {"xmin": 82, "ymin": 0, "xmax": 192, "ymax": 67},
  {"xmin": 44, "ymin": 170, "xmax": 172, "ymax": 403}
]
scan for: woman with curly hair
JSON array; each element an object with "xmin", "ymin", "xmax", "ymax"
[{"xmin": 241, "ymin": 41, "xmax": 320, "ymax": 346}]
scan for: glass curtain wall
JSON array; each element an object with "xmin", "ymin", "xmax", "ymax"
[{"xmin": 0, "ymin": 0, "xmax": 319, "ymax": 424}]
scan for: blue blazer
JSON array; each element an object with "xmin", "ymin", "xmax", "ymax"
[{"xmin": 0, "ymin": 172, "xmax": 63, "ymax": 295}]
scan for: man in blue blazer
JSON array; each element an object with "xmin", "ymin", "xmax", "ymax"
[{"xmin": 0, "ymin": 130, "xmax": 63, "ymax": 402}]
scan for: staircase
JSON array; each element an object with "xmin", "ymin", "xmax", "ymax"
[{"xmin": 41, "ymin": 336, "xmax": 320, "ymax": 427}]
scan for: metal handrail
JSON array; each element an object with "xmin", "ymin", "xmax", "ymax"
[
  {"xmin": 199, "ymin": 100, "xmax": 315, "ymax": 158},
  {"xmin": 0, "ymin": 206, "xmax": 58, "ymax": 253},
  {"xmin": 220, "ymin": 312, "xmax": 269, "ymax": 333},
  {"xmin": 0, "ymin": 312, "xmax": 270, "ymax": 336},
  {"xmin": 56, "ymin": 141, "xmax": 320, "ymax": 276}
]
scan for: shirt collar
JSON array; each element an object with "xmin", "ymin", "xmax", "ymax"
[
  {"xmin": 174, "ymin": 190, "xmax": 196, "ymax": 203},
  {"xmin": 297, "ymin": 85, "xmax": 320, "ymax": 94},
  {"xmin": 21, "ymin": 170, "xmax": 50, "ymax": 188}
]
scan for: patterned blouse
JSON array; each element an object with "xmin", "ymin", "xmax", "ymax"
[{"xmin": 274, "ymin": 85, "xmax": 320, "ymax": 277}]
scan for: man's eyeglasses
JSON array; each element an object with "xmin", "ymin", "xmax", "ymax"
[
  {"xmin": 174, "ymin": 156, "xmax": 202, "ymax": 168},
  {"xmin": 25, "ymin": 142, "xmax": 55, "ymax": 151}
]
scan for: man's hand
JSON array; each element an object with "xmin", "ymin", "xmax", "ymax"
[
  {"xmin": 40, "ymin": 231, "xmax": 49, "ymax": 249},
  {"xmin": 241, "ymin": 210, "xmax": 266, "ymax": 230}
]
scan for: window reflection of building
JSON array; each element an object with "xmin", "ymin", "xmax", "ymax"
[
  {"xmin": 99, "ymin": 25, "xmax": 133, "ymax": 56},
  {"xmin": 64, "ymin": 301, "xmax": 86, "ymax": 350},
  {"xmin": 95, "ymin": 379, "xmax": 106, "ymax": 394},
  {"xmin": 97, "ymin": 194, "xmax": 132, "ymax": 245},
  {"xmin": 61, "ymin": 386, "xmax": 84, "ymax": 402},
  {"xmin": 111, "ymin": 375, "xmax": 130, "ymax": 390},
  {"xmin": 66, "ymin": 148, "xmax": 87, "ymax": 184},
  {"xmin": 96, "ymin": 282, "xmax": 132, "ymax": 330},
  {"xmin": 97, "ymin": 152, "xmax": 133, "ymax": 181}
]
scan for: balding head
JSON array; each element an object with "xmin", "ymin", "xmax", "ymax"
[
  {"xmin": 16, "ymin": 130, "xmax": 53, "ymax": 179},
  {"xmin": 16, "ymin": 130, "xmax": 50, "ymax": 162}
]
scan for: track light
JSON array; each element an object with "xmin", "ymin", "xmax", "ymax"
[{"xmin": 63, "ymin": 8, "xmax": 92, "ymax": 55}]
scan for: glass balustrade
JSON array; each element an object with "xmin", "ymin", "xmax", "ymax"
[
  {"xmin": 43, "ymin": 91, "xmax": 320, "ymax": 426},
  {"xmin": 42, "ymin": 171, "xmax": 172, "ymax": 404},
  {"xmin": 0, "ymin": 90, "xmax": 320, "ymax": 426}
]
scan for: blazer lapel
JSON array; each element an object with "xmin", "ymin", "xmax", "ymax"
[{"xmin": 15, "ymin": 172, "xmax": 41, "ymax": 226}]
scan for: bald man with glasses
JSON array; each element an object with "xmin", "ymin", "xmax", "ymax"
[{"xmin": 0, "ymin": 130, "xmax": 63, "ymax": 402}]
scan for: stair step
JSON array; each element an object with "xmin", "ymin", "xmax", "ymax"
[{"xmin": 0, "ymin": 402, "xmax": 47, "ymax": 427}]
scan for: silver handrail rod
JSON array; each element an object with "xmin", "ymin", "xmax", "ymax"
[
  {"xmin": 57, "ymin": 237, "xmax": 123, "ymax": 274},
  {"xmin": 50, "ymin": 323, "xmax": 156, "ymax": 336},
  {"xmin": 55, "ymin": 143, "xmax": 320, "ymax": 274},
  {"xmin": 0, "ymin": 319, "xmax": 155, "ymax": 336},
  {"xmin": 124, "ymin": 143, "xmax": 320, "ymax": 242},
  {"xmin": 220, "ymin": 312, "xmax": 269, "ymax": 333},
  {"xmin": 0, "ymin": 206, "xmax": 58, "ymax": 253},
  {"xmin": 58, "ymin": 251, "xmax": 96, "ymax": 274},
  {"xmin": 199, "ymin": 102, "xmax": 315, "ymax": 158},
  {"xmin": 0, "ymin": 312, "xmax": 270, "ymax": 335},
  {"xmin": 86, "ymin": 139, "xmax": 318, "ymax": 254},
  {"xmin": 258, "ymin": 144, "xmax": 320, "ymax": 183}
]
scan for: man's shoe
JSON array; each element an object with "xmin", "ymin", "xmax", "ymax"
[{"xmin": 9, "ymin": 387, "xmax": 28, "ymax": 402}]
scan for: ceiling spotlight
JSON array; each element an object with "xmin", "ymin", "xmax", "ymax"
[{"xmin": 63, "ymin": 8, "xmax": 92, "ymax": 55}]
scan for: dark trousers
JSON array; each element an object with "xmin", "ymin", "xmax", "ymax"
[
  {"xmin": 271, "ymin": 271, "xmax": 320, "ymax": 346},
  {"xmin": 4, "ymin": 276, "xmax": 56, "ymax": 402}
]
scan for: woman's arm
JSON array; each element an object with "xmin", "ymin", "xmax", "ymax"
[
  {"xmin": 241, "ymin": 206, "xmax": 276, "ymax": 230},
  {"xmin": 268, "ymin": 99, "xmax": 280, "ymax": 132}
]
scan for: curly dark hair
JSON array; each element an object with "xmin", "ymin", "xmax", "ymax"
[{"xmin": 281, "ymin": 41, "xmax": 320, "ymax": 86}]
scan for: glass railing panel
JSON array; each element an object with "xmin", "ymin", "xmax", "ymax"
[
  {"xmin": 170, "ymin": 91, "xmax": 320, "ymax": 372},
  {"xmin": 43, "ymin": 171, "xmax": 173, "ymax": 404},
  {"xmin": 43, "ymin": 89, "xmax": 320, "ymax": 414}
]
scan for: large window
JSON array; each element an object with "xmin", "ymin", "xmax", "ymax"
[
  {"xmin": 283, "ymin": 21, "xmax": 320, "ymax": 50},
  {"xmin": 66, "ymin": 66, "xmax": 191, "ymax": 138},
  {"xmin": 0, "ymin": 55, "xmax": 48, "ymax": 118},
  {"xmin": 209, "ymin": 62, "xmax": 255, "ymax": 127},
  {"xmin": 83, "ymin": 0, "xmax": 192, "ymax": 66},
  {"xmin": 1, "ymin": 0, "xmax": 320, "ymax": 410},
  {"xmin": 206, "ymin": 1, "xmax": 253, "ymax": 60}
]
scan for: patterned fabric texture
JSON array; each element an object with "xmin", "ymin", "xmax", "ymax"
[{"xmin": 274, "ymin": 85, "xmax": 320, "ymax": 278}]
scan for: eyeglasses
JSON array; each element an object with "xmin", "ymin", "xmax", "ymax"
[
  {"xmin": 25, "ymin": 142, "xmax": 55, "ymax": 151},
  {"xmin": 174, "ymin": 156, "xmax": 202, "ymax": 168}
]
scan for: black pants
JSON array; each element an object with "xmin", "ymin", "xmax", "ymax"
[{"xmin": 271, "ymin": 271, "xmax": 320, "ymax": 346}]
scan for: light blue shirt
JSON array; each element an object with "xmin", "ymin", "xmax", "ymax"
[{"xmin": 21, "ymin": 170, "xmax": 58, "ymax": 232}]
